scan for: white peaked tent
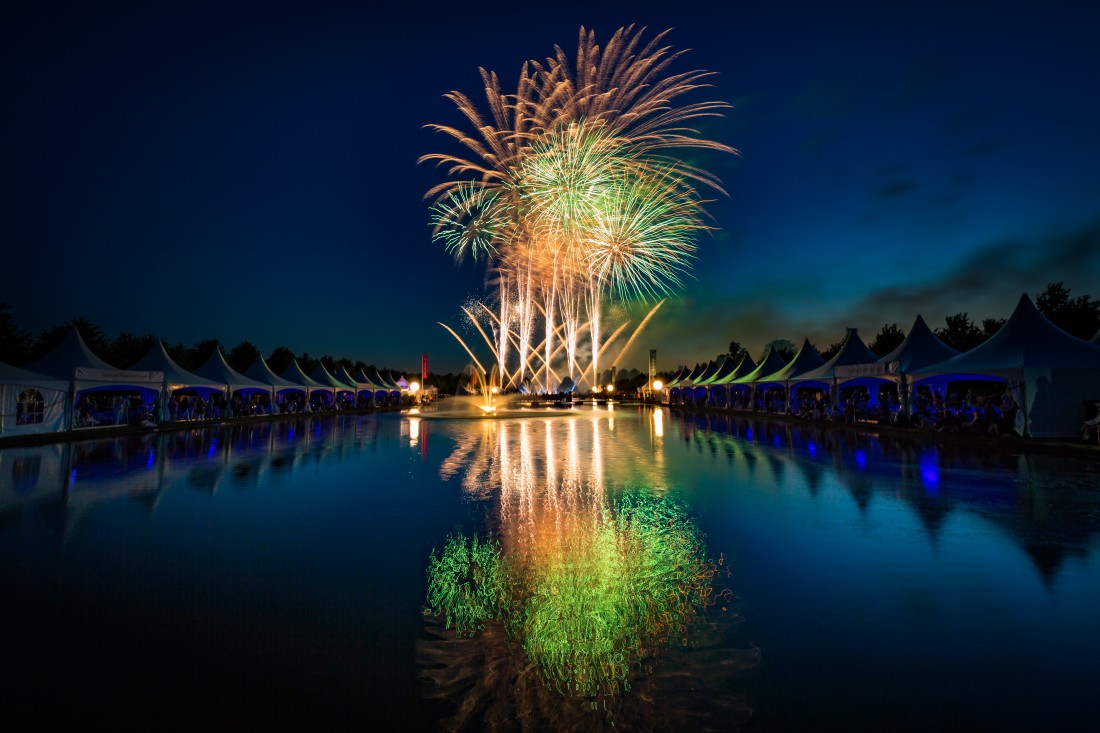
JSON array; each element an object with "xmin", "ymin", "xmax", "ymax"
[
  {"xmin": 794, "ymin": 328, "xmax": 887, "ymax": 406},
  {"xmin": 912, "ymin": 293, "xmax": 1100, "ymax": 437},
  {"xmin": 132, "ymin": 341, "xmax": 224, "ymax": 392},
  {"xmin": 717, "ymin": 354, "xmax": 758, "ymax": 384},
  {"xmin": 25, "ymin": 328, "xmax": 163, "ymax": 427},
  {"xmin": 354, "ymin": 367, "xmax": 387, "ymax": 395},
  {"xmin": 282, "ymin": 360, "xmax": 328, "ymax": 411},
  {"xmin": 334, "ymin": 366, "xmax": 367, "ymax": 404},
  {"xmin": 705, "ymin": 355, "xmax": 746, "ymax": 385},
  {"xmin": 868, "ymin": 314, "xmax": 961, "ymax": 414},
  {"xmin": 0, "ymin": 361, "xmax": 68, "ymax": 436},
  {"xmin": 1091, "ymin": 327, "xmax": 1100, "ymax": 345},
  {"xmin": 731, "ymin": 346, "xmax": 790, "ymax": 387},
  {"xmin": 878, "ymin": 314, "xmax": 961, "ymax": 374},
  {"xmin": 131, "ymin": 342, "xmax": 225, "ymax": 421},
  {"xmin": 240, "ymin": 355, "xmax": 300, "ymax": 414},
  {"xmin": 195, "ymin": 349, "xmax": 270, "ymax": 394},
  {"xmin": 754, "ymin": 339, "xmax": 826, "ymax": 411},
  {"xmin": 701, "ymin": 355, "xmax": 755, "ymax": 406},
  {"xmin": 242, "ymin": 355, "xmax": 298, "ymax": 391},
  {"xmin": 309, "ymin": 363, "xmax": 352, "ymax": 406}
]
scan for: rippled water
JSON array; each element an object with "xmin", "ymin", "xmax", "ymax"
[{"xmin": 1, "ymin": 407, "xmax": 1098, "ymax": 730}]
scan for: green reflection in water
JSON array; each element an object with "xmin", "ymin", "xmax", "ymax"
[
  {"xmin": 425, "ymin": 491, "xmax": 724, "ymax": 698},
  {"xmin": 425, "ymin": 531, "xmax": 508, "ymax": 636}
]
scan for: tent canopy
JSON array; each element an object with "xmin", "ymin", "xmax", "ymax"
[
  {"xmin": 242, "ymin": 355, "xmax": 299, "ymax": 390},
  {"xmin": 794, "ymin": 328, "xmax": 881, "ymax": 384},
  {"xmin": 25, "ymin": 327, "xmax": 162, "ymax": 393},
  {"xmin": 282, "ymin": 360, "xmax": 327, "ymax": 390},
  {"xmin": 693, "ymin": 359, "xmax": 725, "ymax": 386},
  {"xmin": 757, "ymin": 338, "xmax": 826, "ymax": 384},
  {"xmin": 132, "ymin": 341, "xmax": 224, "ymax": 392},
  {"xmin": 910, "ymin": 293, "xmax": 1100, "ymax": 438},
  {"xmin": 879, "ymin": 314, "xmax": 961, "ymax": 375},
  {"xmin": 913, "ymin": 294, "xmax": 1100, "ymax": 379},
  {"xmin": 714, "ymin": 353, "xmax": 759, "ymax": 385},
  {"xmin": 731, "ymin": 346, "xmax": 789, "ymax": 385},
  {"xmin": 193, "ymin": 349, "xmax": 269, "ymax": 393},
  {"xmin": 310, "ymin": 362, "xmax": 354, "ymax": 391}
]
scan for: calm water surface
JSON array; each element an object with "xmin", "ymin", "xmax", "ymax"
[{"xmin": 1, "ymin": 406, "xmax": 1098, "ymax": 731}]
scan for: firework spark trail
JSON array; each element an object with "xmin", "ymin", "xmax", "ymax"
[
  {"xmin": 612, "ymin": 299, "xmax": 666, "ymax": 369},
  {"xmin": 425, "ymin": 26, "xmax": 734, "ymax": 388}
]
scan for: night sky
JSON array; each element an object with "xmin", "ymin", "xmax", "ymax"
[{"xmin": 4, "ymin": 1, "xmax": 1099, "ymax": 373}]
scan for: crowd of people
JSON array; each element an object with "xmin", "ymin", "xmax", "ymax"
[
  {"xmin": 720, "ymin": 387, "xmax": 1023, "ymax": 437},
  {"xmin": 75, "ymin": 389, "xmax": 404, "ymax": 428}
]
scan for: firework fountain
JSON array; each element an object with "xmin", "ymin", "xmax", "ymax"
[{"xmin": 423, "ymin": 26, "xmax": 735, "ymax": 394}]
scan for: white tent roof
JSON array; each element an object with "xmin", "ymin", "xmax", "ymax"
[
  {"xmin": 0, "ymin": 361, "xmax": 68, "ymax": 392},
  {"xmin": 24, "ymin": 327, "xmax": 161, "ymax": 388},
  {"xmin": 731, "ymin": 346, "xmax": 789, "ymax": 385},
  {"xmin": 281, "ymin": 360, "xmax": 327, "ymax": 390},
  {"xmin": 1091, "ymin": 327, "xmax": 1100, "ymax": 345},
  {"xmin": 756, "ymin": 338, "xmax": 826, "ymax": 384},
  {"xmin": 310, "ymin": 362, "xmax": 354, "ymax": 391},
  {"xmin": 794, "ymin": 328, "xmax": 880, "ymax": 383},
  {"xmin": 242, "ymin": 355, "xmax": 299, "ymax": 390},
  {"xmin": 354, "ymin": 367, "xmax": 386, "ymax": 390},
  {"xmin": 25, "ymin": 327, "xmax": 117, "ymax": 376},
  {"xmin": 131, "ymin": 341, "xmax": 224, "ymax": 391},
  {"xmin": 336, "ymin": 365, "xmax": 362, "ymax": 389},
  {"xmin": 369, "ymin": 369, "xmax": 399, "ymax": 390},
  {"xmin": 194, "ymin": 349, "xmax": 270, "ymax": 392},
  {"xmin": 912, "ymin": 293, "xmax": 1100, "ymax": 378},
  {"xmin": 878, "ymin": 314, "xmax": 960, "ymax": 373},
  {"xmin": 708, "ymin": 354, "xmax": 754, "ymax": 385}
]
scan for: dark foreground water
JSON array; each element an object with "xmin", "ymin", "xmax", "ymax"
[{"xmin": 1, "ymin": 406, "xmax": 1099, "ymax": 731}]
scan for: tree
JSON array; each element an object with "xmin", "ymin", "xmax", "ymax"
[
  {"xmin": 267, "ymin": 346, "xmax": 295, "ymax": 374},
  {"xmin": 727, "ymin": 340, "xmax": 747, "ymax": 363},
  {"xmin": 296, "ymin": 352, "xmax": 318, "ymax": 374},
  {"xmin": 981, "ymin": 318, "xmax": 1005, "ymax": 338},
  {"xmin": 868, "ymin": 323, "xmax": 905, "ymax": 357},
  {"xmin": 0, "ymin": 302, "xmax": 31, "ymax": 365},
  {"xmin": 28, "ymin": 318, "xmax": 107, "ymax": 364},
  {"xmin": 180, "ymin": 339, "xmax": 222, "ymax": 370},
  {"xmin": 817, "ymin": 339, "xmax": 844, "ymax": 361},
  {"xmin": 166, "ymin": 342, "xmax": 190, "ymax": 368},
  {"xmin": 226, "ymin": 341, "xmax": 261, "ymax": 373},
  {"xmin": 934, "ymin": 313, "xmax": 985, "ymax": 352},
  {"xmin": 761, "ymin": 339, "xmax": 795, "ymax": 362},
  {"xmin": 1035, "ymin": 282, "xmax": 1100, "ymax": 340},
  {"xmin": 109, "ymin": 332, "xmax": 158, "ymax": 368}
]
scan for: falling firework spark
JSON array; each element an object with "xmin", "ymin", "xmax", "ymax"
[{"xmin": 423, "ymin": 26, "xmax": 735, "ymax": 389}]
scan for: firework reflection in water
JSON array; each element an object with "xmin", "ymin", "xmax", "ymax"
[{"xmin": 419, "ymin": 417, "xmax": 759, "ymax": 731}]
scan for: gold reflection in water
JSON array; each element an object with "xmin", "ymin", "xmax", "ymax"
[{"xmin": 422, "ymin": 417, "xmax": 758, "ymax": 729}]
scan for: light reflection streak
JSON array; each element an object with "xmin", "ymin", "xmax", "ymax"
[{"xmin": 422, "ymin": 415, "xmax": 756, "ymax": 728}]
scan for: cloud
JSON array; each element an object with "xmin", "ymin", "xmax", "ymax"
[{"xmin": 649, "ymin": 218, "xmax": 1100, "ymax": 367}]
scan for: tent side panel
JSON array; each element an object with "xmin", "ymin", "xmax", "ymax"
[{"xmin": 1025, "ymin": 367, "xmax": 1100, "ymax": 438}]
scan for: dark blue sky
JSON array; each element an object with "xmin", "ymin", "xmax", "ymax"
[{"xmin": 4, "ymin": 1, "xmax": 1099, "ymax": 373}]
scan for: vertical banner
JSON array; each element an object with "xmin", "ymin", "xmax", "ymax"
[
  {"xmin": 648, "ymin": 349, "xmax": 657, "ymax": 386},
  {"xmin": 421, "ymin": 354, "xmax": 428, "ymax": 383}
]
